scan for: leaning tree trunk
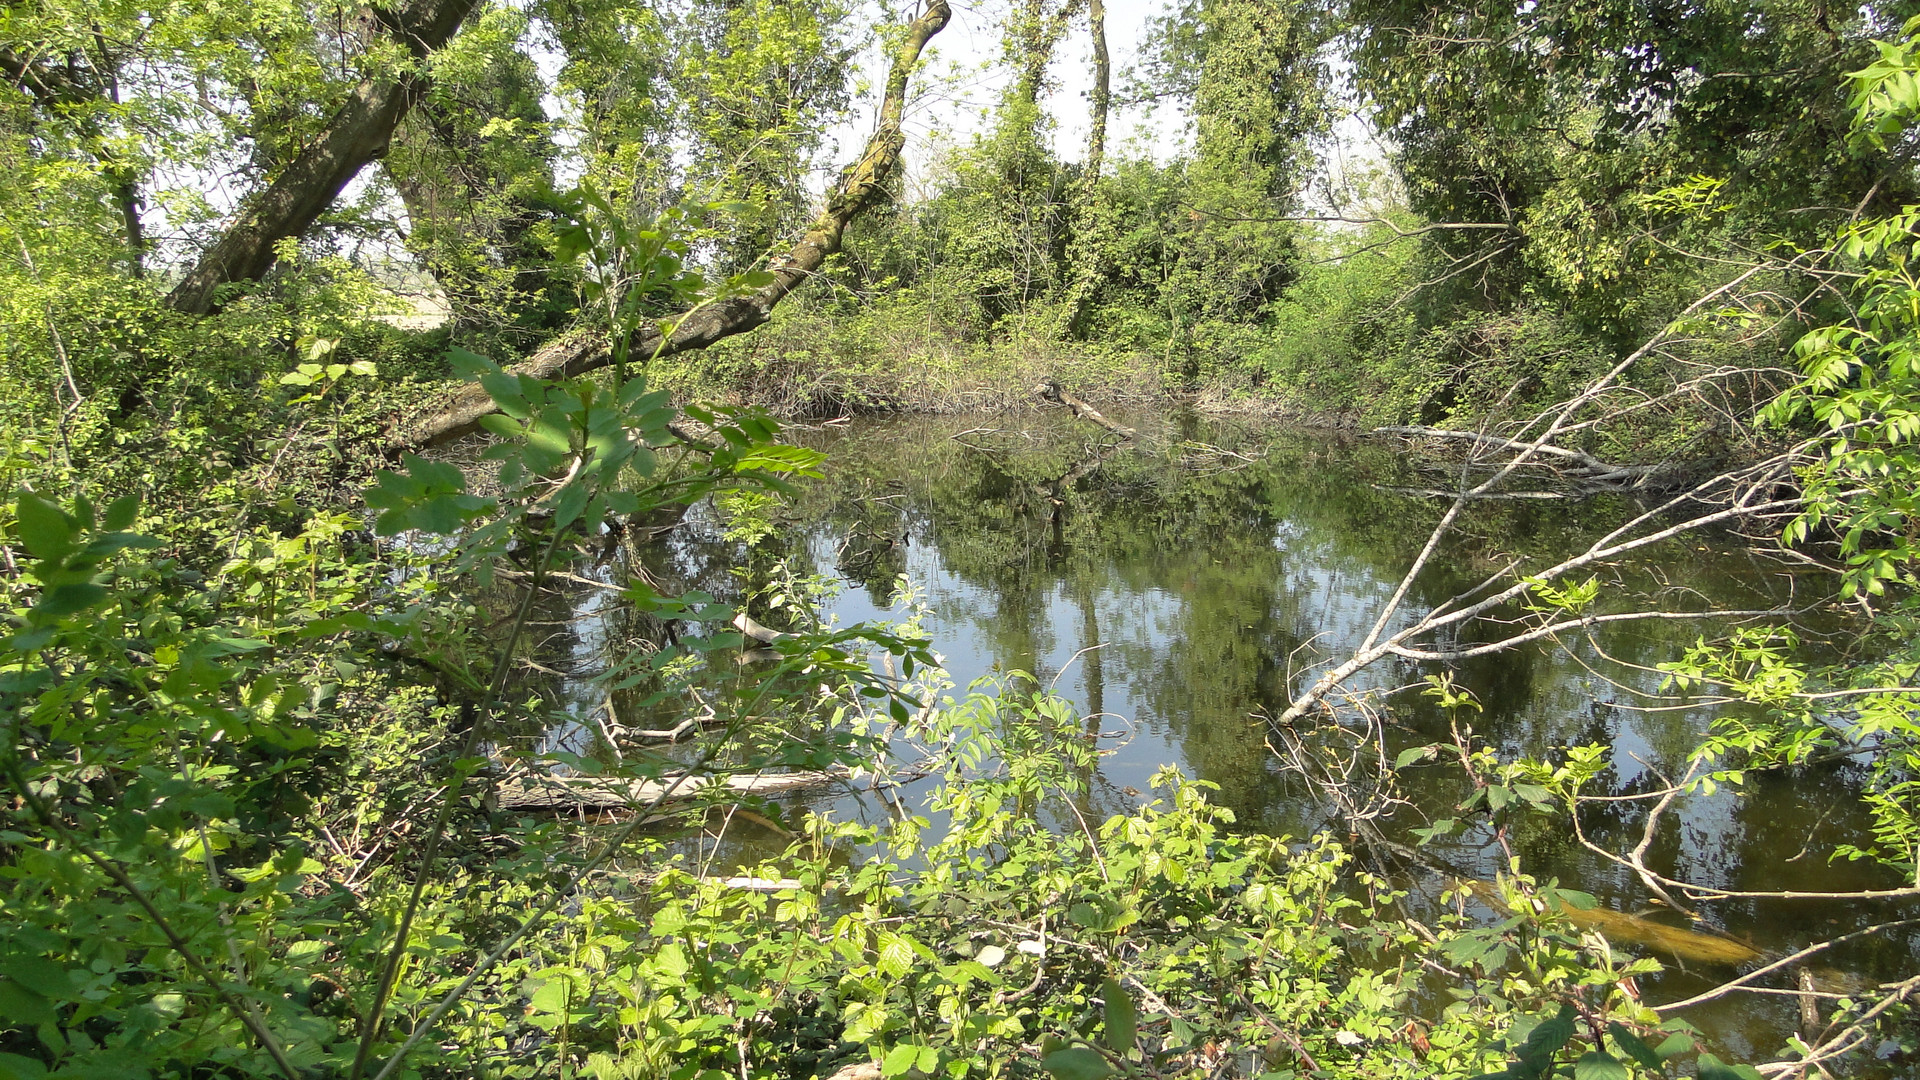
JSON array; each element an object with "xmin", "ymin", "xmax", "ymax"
[
  {"xmin": 165, "ymin": 0, "xmax": 480, "ymax": 315},
  {"xmin": 390, "ymin": 0, "xmax": 953, "ymax": 450}
]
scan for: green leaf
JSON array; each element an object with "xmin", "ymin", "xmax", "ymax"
[
  {"xmin": 480, "ymin": 371, "xmax": 531, "ymax": 418},
  {"xmin": 32, "ymin": 583, "xmax": 107, "ymax": 620},
  {"xmin": 477, "ymin": 414, "xmax": 522, "ymax": 440},
  {"xmin": 1697, "ymin": 1054, "xmax": 1763, "ymax": 1080},
  {"xmin": 1039, "ymin": 1047, "xmax": 1113, "ymax": 1080},
  {"xmin": 16, "ymin": 493, "xmax": 74, "ymax": 561},
  {"xmin": 1573, "ymin": 1051, "xmax": 1628, "ymax": 1080},
  {"xmin": 400, "ymin": 453, "xmax": 467, "ymax": 493},
  {"xmin": 1606, "ymin": 1023, "xmax": 1665, "ymax": 1070},
  {"xmin": 554, "ymin": 480, "xmax": 589, "ymax": 530},
  {"xmin": 1552, "ymin": 888, "xmax": 1597, "ymax": 911},
  {"xmin": 448, "ymin": 346, "xmax": 496, "ymax": 378},
  {"xmin": 101, "ymin": 494, "xmax": 139, "ymax": 532},
  {"xmin": 0, "ymin": 979, "xmax": 53, "ymax": 1025},
  {"xmin": 0, "ymin": 1051, "xmax": 49, "ymax": 1079},
  {"xmin": 1518, "ymin": 1004, "xmax": 1577, "ymax": 1063},
  {"xmin": 882, "ymin": 1043, "xmax": 921, "ymax": 1077},
  {"xmin": 1652, "ymin": 1032, "xmax": 1695, "ymax": 1059},
  {"xmin": 1395, "ymin": 745, "xmax": 1436, "ymax": 768},
  {"xmin": 876, "ymin": 931, "xmax": 913, "ymax": 978},
  {"xmin": 1100, "ymin": 978, "xmax": 1136, "ymax": 1053}
]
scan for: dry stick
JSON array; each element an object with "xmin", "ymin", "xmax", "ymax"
[
  {"xmin": 1570, "ymin": 783, "xmax": 1920, "ymax": 899},
  {"xmin": 1752, "ymin": 973, "xmax": 1920, "ymax": 1078},
  {"xmin": 1033, "ymin": 378, "xmax": 1137, "ymax": 439},
  {"xmin": 1333, "ymin": 439, "xmax": 1796, "ymax": 672},
  {"xmin": 1276, "ymin": 477, "xmax": 1801, "ymax": 723},
  {"xmin": 1375, "ymin": 425, "xmax": 1669, "ymax": 482},
  {"xmin": 1385, "ymin": 608, "xmax": 1792, "ymax": 661}
]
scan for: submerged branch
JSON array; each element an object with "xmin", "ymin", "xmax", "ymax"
[{"xmin": 1375, "ymin": 425, "xmax": 1673, "ymax": 486}]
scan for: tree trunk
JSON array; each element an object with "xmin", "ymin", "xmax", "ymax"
[
  {"xmin": 164, "ymin": 0, "xmax": 480, "ymax": 315},
  {"xmin": 391, "ymin": 0, "xmax": 953, "ymax": 450},
  {"xmin": 1061, "ymin": 0, "xmax": 1109, "ymax": 338},
  {"xmin": 1082, "ymin": 0, "xmax": 1108, "ymax": 179}
]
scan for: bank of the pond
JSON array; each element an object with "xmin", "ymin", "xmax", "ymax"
[{"xmin": 645, "ymin": 332, "xmax": 1379, "ymax": 426}]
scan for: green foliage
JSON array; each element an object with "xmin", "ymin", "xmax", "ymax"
[
  {"xmin": 0, "ymin": 339, "xmax": 927, "ymax": 1077},
  {"xmin": 1647, "ymin": 15, "xmax": 1920, "ymax": 888}
]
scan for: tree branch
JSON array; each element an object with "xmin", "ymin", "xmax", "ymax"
[{"xmin": 390, "ymin": 0, "xmax": 953, "ymax": 450}]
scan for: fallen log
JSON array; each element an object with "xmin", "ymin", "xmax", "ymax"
[
  {"xmin": 494, "ymin": 751, "xmax": 943, "ymax": 814},
  {"xmin": 1033, "ymin": 378, "xmax": 1136, "ymax": 440},
  {"xmin": 493, "ymin": 766, "xmax": 849, "ymax": 813},
  {"xmin": 1374, "ymin": 425, "xmax": 1668, "ymax": 486}
]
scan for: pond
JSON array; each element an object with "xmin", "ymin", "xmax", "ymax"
[{"xmin": 523, "ymin": 407, "xmax": 1916, "ymax": 1067}]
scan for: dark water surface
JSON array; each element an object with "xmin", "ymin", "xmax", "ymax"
[{"xmin": 534, "ymin": 408, "xmax": 1915, "ymax": 1065}]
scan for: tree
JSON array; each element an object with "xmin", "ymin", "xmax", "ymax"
[
  {"xmin": 165, "ymin": 0, "xmax": 483, "ymax": 314},
  {"xmin": 1345, "ymin": 0, "xmax": 1920, "ymax": 324},
  {"xmin": 394, "ymin": 0, "xmax": 954, "ymax": 447},
  {"xmin": 380, "ymin": 5, "xmax": 566, "ymax": 338},
  {"xmin": 670, "ymin": 0, "xmax": 858, "ymax": 273}
]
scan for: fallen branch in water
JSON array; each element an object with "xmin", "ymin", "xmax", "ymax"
[
  {"xmin": 733, "ymin": 611, "xmax": 792, "ymax": 645},
  {"xmin": 493, "ymin": 753, "xmax": 943, "ymax": 813},
  {"xmin": 493, "ymin": 766, "xmax": 850, "ymax": 813},
  {"xmin": 1375, "ymin": 425, "xmax": 1671, "ymax": 486},
  {"xmin": 1034, "ymin": 378, "xmax": 1136, "ymax": 440},
  {"xmin": 612, "ymin": 711, "xmax": 730, "ymax": 745}
]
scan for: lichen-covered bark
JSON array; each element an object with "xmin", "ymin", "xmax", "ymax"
[{"xmin": 391, "ymin": 0, "xmax": 953, "ymax": 450}]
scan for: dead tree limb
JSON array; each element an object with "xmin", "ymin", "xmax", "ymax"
[
  {"xmin": 165, "ymin": 0, "xmax": 481, "ymax": 314},
  {"xmin": 391, "ymin": 0, "xmax": 953, "ymax": 449},
  {"xmin": 493, "ymin": 766, "xmax": 848, "ymax": 813},
  {"xmin": 1034, "ymin": 377, "xmax": 1136, "ymax": 439},
  {"xmin": 1375, "ymin": 425, "xmax": 1672, "ymax": 486},
  {"xmin": 1272, "ymin": 264, "xmax": 1793, "ymax": 726}
]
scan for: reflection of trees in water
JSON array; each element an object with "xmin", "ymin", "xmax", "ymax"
[
  {"xmin": 535, "ymin": 412, "xmax": 1854, "ymax": 923},
  {"xmin": 454, "ymin": 410, "xmax": 1920, "ymax": 1056}
]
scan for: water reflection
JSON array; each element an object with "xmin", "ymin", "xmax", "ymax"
[{"xmin": 516, "ymin": 407, "xmax": 1914, "ymax": 1063}]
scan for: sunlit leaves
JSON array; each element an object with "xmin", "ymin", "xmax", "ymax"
[
  {"xmin": 364, "ymin": 454, "xmax": 495, "ymax": 536},
  {"xmin": 9, "ymin": 492, "xmax": 161, "ymax": 643}
]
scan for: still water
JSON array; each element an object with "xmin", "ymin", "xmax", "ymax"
[{"xmin": 530, "ymin": 408, "xmax": 1915, "ymax": 1064}]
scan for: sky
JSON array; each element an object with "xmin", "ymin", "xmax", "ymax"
[
  {"xmin": 817, "ymin": 0, "xmax": 1391, "ymax": 212},
  {"xmin": 823, "ymin": 0, "xmax": 1193, "ymax": 191}
]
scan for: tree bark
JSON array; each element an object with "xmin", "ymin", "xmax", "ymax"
[
  {"xmin": 390, "ymin": 0, "xmax": 953, "ymax": 450},
  {"xmin": 1083, "ymin": 0, "xmax": 1108, "ymax": 181},
  {"xmin": 164, "ymin": 0, "xmax": 480, "ymax": 315},
  {"xmin": 1034, "ymin": 377, "xmax": 1135, "ymax": 439},
  {"xmin": 1061, "ymin": 0, "xmax": 1109, "ymax": 337},
  {"xmin": 493, "ymin": 766, "xmax": 849, "ymax": 813}
]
